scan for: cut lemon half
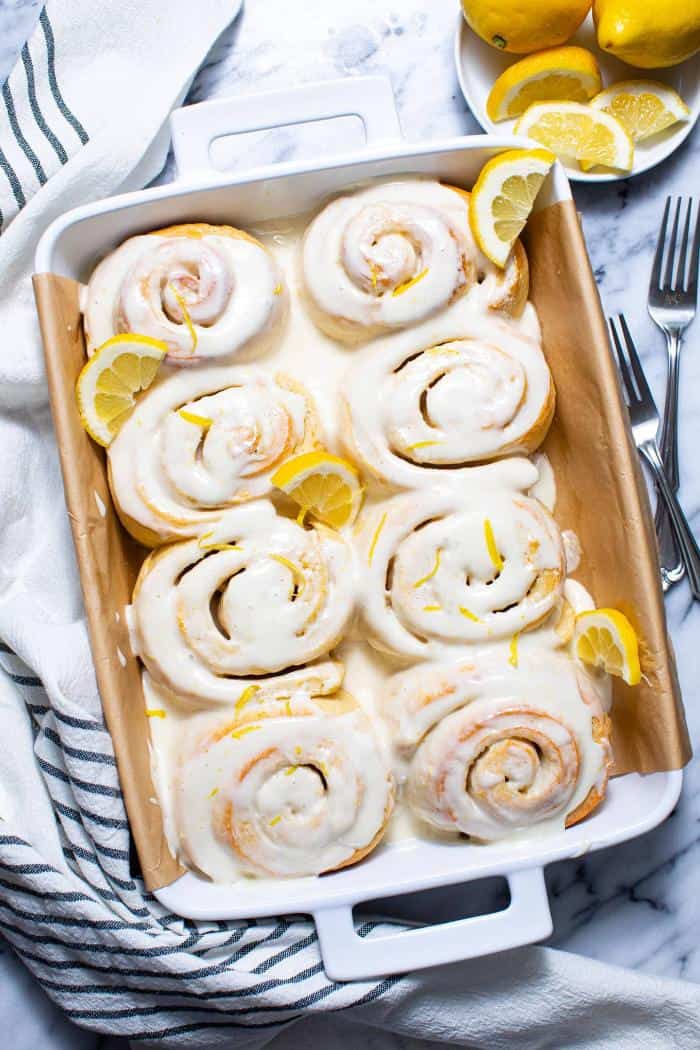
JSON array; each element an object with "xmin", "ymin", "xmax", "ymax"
[
  {"xmin": 590, "ymin": 80, "xmax": 690, "ymax": 144},
  {"xmin": 469, "ymin": 148, "xmax": 556, "ymax": 267},
  {"xmin": 271, "ymin": 449, "xmax": 362, "ymax": 530},
  {"xmin": 76, "ymin": 334, "xmax": 167, "ymax": 447},
  {"xmin": 574, "ymin": 608, "xmax": 641, "ymax": 686},
  {"xmin": 515, "ymin": 101, "xmax": 634, "ymax": 173},
  {"xmin": 487, "ymin": 46, "xmax": 602, "ymax": 122}
]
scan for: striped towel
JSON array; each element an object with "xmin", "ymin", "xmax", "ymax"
[{"xmin": 3, "ymin": 4, "xmax": 700, "ymax": 1048}]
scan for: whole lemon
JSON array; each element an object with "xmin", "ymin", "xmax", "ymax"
[
  {"xmin": 461, "ymin": 0, "xmax": 592, "ymax": 54},
  {"xmin": 594, "ymin": 0, "xmax": 700, "ymax": 68}
]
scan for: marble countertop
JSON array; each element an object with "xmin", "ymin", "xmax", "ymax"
[{"xmin": 2, "ymin": 0, "xmax": 700, "ymax": 1045}]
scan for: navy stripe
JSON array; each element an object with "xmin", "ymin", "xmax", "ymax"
[
  {"xmin": 44, "ymin": 727, "xmax": 116, "ymax": 765},
  {"xmin": 0, "ymin": 915, "xmax": 295, "ymax": 962},
  {"xmin": 250, "ymin": 928, "xmax": 312, "ymax": 974},
  {"xmin": 2, "ymin": 80, "xmax": 47, "ymax": 184},
  {"xmin": 53, "ymin": 708, "xmax": 104, "ymax": 731},
  {"xmin": 62, "ymin": 846, "xmax": 135, "ymax": 891},
  {"xmin": 38, "ymin": 963, "xmax": 326, "ymax": 1001},
  {"xmin": 0, "ymin": 642, "xmax": 11, "ymax": 653},
  {"xmin": 38, "ymin": 756, "xmax": 121, "ymax": 797},
  {"xmin": 5, "ymin": 932, "xmax": 325, "ymax": 984},
  {"xmin": 21, "ymin": 41, "xmax": 68, "ymax": 163},
  {"xmin": 11, "ymin": 673, "xmax": 42, "ymax": 686},
  {"xmin": 54, "ymin": 799, "xmax": 129, "ymax": 830},
  {"xmin": 0, "ymin": 835, "xmax": 29, "ymax": 847},
  {"xmin": 0, "ymin": 875, "xmax": 103, "ymax": 906},
  {"xmin": 39, "ymin": 9, "xmax": 88, "ymax": 145},
  {"xmin": 0, "ymin": 896, "xmax": 148, "ymax": 932},
  {"xmin": 0, "ymin": 143, "xmax": 25, "ymax": 208}
]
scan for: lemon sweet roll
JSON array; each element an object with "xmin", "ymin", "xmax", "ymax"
[
  {"xmin": 358, "ymin": 488, "xmax": 566, "ymax": 659},
  {"xmin": 341, "ymin": 313, "xmax": 554, "ymax": 488},
  {"xmin": 384, "ymin": 651, "xmax": 612, "ymax": 840},
  {"xmin": 173, "ymin": 691, "xmax": 394, "ymax": 879},
  {"xmin": 83, "ymin": 223, "xmax": 286, "ymax": 364},
  {"xmin": 129, "ymin": 502, "xmax": 356, "ymax": 708},
  {"xmin": 108, "ymin": 367, "xmax": 319, "ymax": 546},
  {"xmin": 300, "ymin": 179, "xmax": 529, "ymax": 343}
]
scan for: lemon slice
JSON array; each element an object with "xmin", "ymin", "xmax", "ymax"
[
  {"xmin": 590, "ymin": 80, "xmax": 690, "ymax": 143},
  {"xmin": 515, "ymin": 101, "xmax": 634, "ymax": 173},
  {"xmin": 487, "ymin": 47, "xmax": 602, "ymax": 122},
  {"xmin": 469, "ymin": 148, "xmax": 556, "ymax": 267},
  {"xmin": 574, "ymin": 608, "xmax": 641, "ymax": 686},
  {"xmin": 271, "ymin": 449, "xmax": 362, "ymax": 529},
  {"xmin": 76, "ymin": 334, "xmax": 167, "ymax": 447}
]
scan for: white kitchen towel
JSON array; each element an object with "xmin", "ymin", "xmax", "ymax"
[{"xmin": 1, "ymin": 3, "xmax": 700, "ymax": 1049}]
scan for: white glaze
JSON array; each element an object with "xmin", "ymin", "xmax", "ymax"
[
  {"xmin": 384, "ymin": 649, "xmax": 611, "ymax": 842},
  {"xmin": 301, "ymin": 179, "xmax": 527, "ymax": 341},
  {"xmin": 83, "ymin": 229, "xmax": 286, "ymax": 363},
  {"xmin": 108, "ymin": 366, "xmax": 318, "ymax": 542},
  {"xmin": 131, "ymin": 502, "xmax": 354, "ymax": 706}
]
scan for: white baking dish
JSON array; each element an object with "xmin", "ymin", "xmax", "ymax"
[{"xmin": 35, "ymin": 76, "xmax": 682, "ymax": 981}]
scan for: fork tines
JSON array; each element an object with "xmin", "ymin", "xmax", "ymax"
[
  {"xmin": 608, "ymin": 314, "xmax": 656, "ymax": 412},
  {"xmin": 650, "ymin": 197, "xmax": 700, "ymax": 300}
]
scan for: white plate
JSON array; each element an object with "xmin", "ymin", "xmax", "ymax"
[{"xmin": 455, "ymin": 12, "xmax": 700, "ymax": 182}]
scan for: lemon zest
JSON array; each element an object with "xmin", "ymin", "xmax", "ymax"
[
  {"xmin": 235, "ymin": 684, "xmax": 261, "ymax": 715},
  {"xmin": 484, "ymin": 519, "xmax": 504, "ymax": 573},
  {"xmin": 393, "ymin": 268, "xmax": 429, "ymax": 297},
  {"xmin": 207, "ymin": 787, "xmax": 219, "ymax": 799},
  {"xmin": 413, "ymin": 548, "xmax": 442, "ymax": 589},
  {"xmin": 271, "ymin": 554, "xmax": 305, "ymax": 597},
  {"xmin": 230, "ymin": 724, "xmax": 262, "ymax": 740},
  {"xmin": 368, "ymin": 512, "xmax": 387, "ymax": 566},
  {"xmin": 198, "ymin": 530, "xmax": 242, "ymax": 553},
  {"xmin": 284, "ymin": 765, "xmax": 298, "ymax": 777},
  {"xmin": 168, "ymin": 283, "xmax": 198, "ymax": 353},
  {"xmin": 273, "ymin": 283, "xmax": 283, "ymax": 295},
  {"xmin": 423, "ymin": 604, "xmax": 442, "ymax": 612},
  {"xmin": 269, "ymin": 815, "xmax": 282, "ymax": 827},
  {"xmin": 369, "ymin": 262, "xmax": 379, "ymax": 292},
  {"xmin": 178, "ymin": 409, "xmax": 213, "ymax": 429},
  {"xmin": 145, "ymin": 708, "xmax": 166, "ymax": 719},
  {"xmin": 459, "ymin": 606, "xmax": 483, "ymax": 624},
  {"xmin": 509, "ymin": 633, "xmax": 520, "ymax": 668},
  {"xmin": 407, "ymin": 439, "xmax": 442, "ymax": 452}
]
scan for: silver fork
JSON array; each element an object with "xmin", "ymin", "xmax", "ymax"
[
  {"xmin": 608, "ymin": 314, "xmax": 700, "ymax": 601},
  {"xmin": 648, "ymin": 197, "xmax": 700, "ymax": 588}
]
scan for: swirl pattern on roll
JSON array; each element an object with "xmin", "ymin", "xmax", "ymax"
[
  {"xmin": 301, "ymin": 180, "xmax": 529, "ymax": 342},
  {"xmin": 83, "ymin": 223, "xmax": 286, "ymax": 363},
  {"xmin": 341, "ymin": 313, "xmax": 554, "ymax": 487},
  {"xmin": 130, "ymin": 503, "xmax": 355, "ymax": 707},
  {"xmin": 384, "ymin": 652, "xmax": 611, "ymax": 840},
  {"xmin": 359, "ymin": 489, "xmax": 565, "ymax": 658},
  {"xmin": 175, "ymin": 695, "xmax": 394, "ymax": 878},
  {"xmin": 108, "ymin": 367, "xmax": 319, "ymax": 545}
]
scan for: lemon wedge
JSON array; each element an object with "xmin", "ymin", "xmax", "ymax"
[
  {"xmin": 574, "ymin": 608, "xmax": 641, "ymax": 686},
  {"xmin": 515, "ymin": 101, "xmax": 634, "ymax": 173},
  {"xmin": 271, "ymin": 449, "xmax": 362, "ymax": 530},
  {"xmin": 487, "ymin": 46, "xmax": 602, "ymax": 122},
  {"xmin": 591, "ymin": 80, "xmax": 690, "ymax": 143},
  {"xmin": 469, "ymin": 148, "xmax": 556, "ymax": 267},
  {"xmin": 76, "ymin": 334, "xmax": 167, "ymax": 447}
]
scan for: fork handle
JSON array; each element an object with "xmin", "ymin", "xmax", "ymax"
[
  {"xmin": 643, "ymin": 441, "xmax": 700, "ymax": 600},
  {"xmin": 655, "ymin": 331, "xmax": 684, "ymax": 575},
  {"xmin": 658, "ymin": 330, "xmax": 682, "ymax": 490}
]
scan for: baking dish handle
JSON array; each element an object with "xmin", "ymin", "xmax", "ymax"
[
  {"xmin": 313, "ymin": 867, "xmax": 552, "ymax": 981},
  {"xmin": 170, "ymin": 75, "xmax": 402, "ymax": 178}
]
